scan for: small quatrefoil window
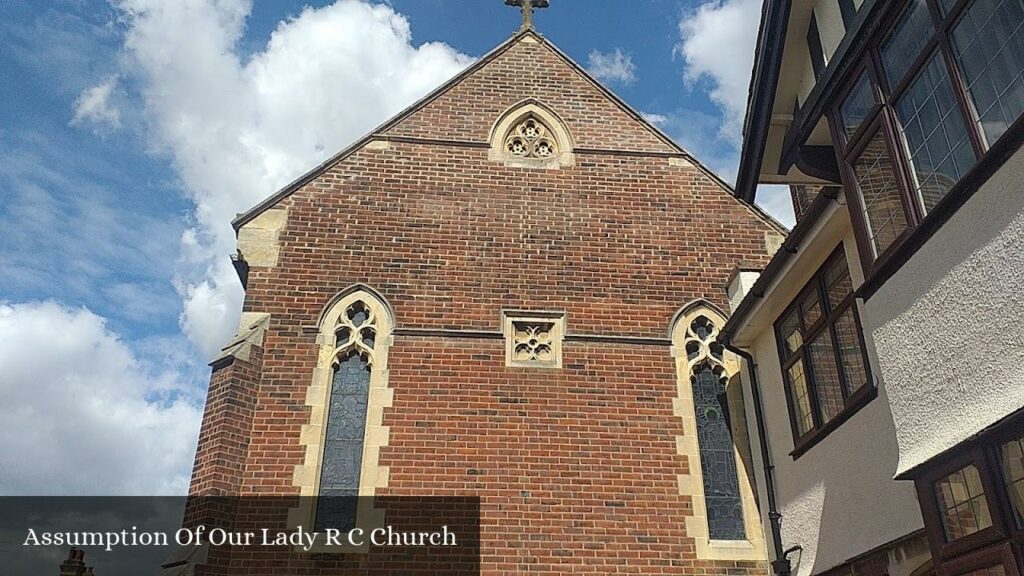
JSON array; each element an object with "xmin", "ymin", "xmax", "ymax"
[
  {"xmin": 513, "ymin": 322, "xmax": 555, "ymax": 363},
  {"xmin": 504, "ymin": 311, "xmax": 565, "ymax": 368}
]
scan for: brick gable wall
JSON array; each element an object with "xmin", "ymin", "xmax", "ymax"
[
  {"xmin": 188, "ymin": 33, "xmax": 781, "ymax": 575},
  {"xmin": 382, "ymin": 37, "xmax": 677, "ymax": 154},
  {"xmin": 245, "ymin": 145, "xmax": 775, "ymax": 336}
]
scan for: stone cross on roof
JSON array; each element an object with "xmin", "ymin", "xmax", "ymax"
[{"xmin": 504, "ymin": 0, "xmax": 550, "ymax": 32}]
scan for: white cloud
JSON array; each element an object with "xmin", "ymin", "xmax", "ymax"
[
  {"xmin": 587, "ymin": 48, "xmax": 637, "ymax": 86},
  {"xmin": 640, "ymin": 112, "xmax": 669, "ymax": 126},
  {"xmin": 0, "ymin": 137, "xmax": 184, "ymax": 324},
  {"xmin": 0, "ymin": 302, "xmax": 202, "ymax": 495},
  {"xmin": 677, "ymin": 0, "xmax": 762, "ymax": 143},
  {"xmin": 71, "ymin": 75, "xmax": 122, "ymax": 129},
  {"xmin": 109, "ymin": 0, "xmax": 474, "ymax": 359},
  {"xmin": 674, "ymin": 1, "xmax": 792, "ymax": 226}
]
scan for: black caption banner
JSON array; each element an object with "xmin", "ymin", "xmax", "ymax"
[{"xmin": 0, "ymin": 496, "xmax": 481, "ymax": 575}]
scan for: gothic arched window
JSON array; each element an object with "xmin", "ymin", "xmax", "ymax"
[
  {"xmin": 672, "ymin": 302, "xmax": 764, "ymax": 558},
  {"xmin": 686, "ymin": 314, "xmax": 745, "ymax": 540},
  {"xmin": 291, "ymin": 287, "xmax": 394, "ymax": 536},
  {"xmin": 488, "ymin": 99, "xmax": 575, "ymax": 168},
  {"xmin": 504, "ymin": 115, "xmax": 559, "ymax": 159},
  {"xmin": 315, "ymin": 299, "xmax": 380, "ymax": 530}
]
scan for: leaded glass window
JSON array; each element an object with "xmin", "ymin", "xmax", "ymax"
[
  {"xmin": 1000, "ymin": 435, "xmax": 1024, "ymax": 528},
  {"xmin": 881, "ymin": 0, "xmax": 935, "ymax": 89},
  {"xmin": 895, "ymin": 54, "xmax": 976, "ymax": 212},
  {"xmin": 853, "ymin": 129, "xmax": 909, "ymax": 257},
  {"xmin": 841, "ymin": 73, "xmax": 877, "ymax": 138},
  {"xmin": 934, "ymin": 464, "xmax": 993, "ymax": 541},
  {"xmin": 685, "ymin": 314, "xmax": 745, "ymax": 540},
  {"xmin": 833, "ymin": 0, "xmax": 1024, "ymax": 273},
  {"xmin": 314, "ymin": 298, "xmax": 380, "ymax": 531},
  {"xmin": 775, "ymin": 247, "xmax": 872, "ymax": 451},
  {"xmin": 948, "ymin": 0, "xmax": 1024, "ymax": 147}
]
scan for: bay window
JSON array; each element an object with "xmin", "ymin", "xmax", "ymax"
[{"xmin": 832, "ymin": 0, "xmax": 1024, "ymax": 275}]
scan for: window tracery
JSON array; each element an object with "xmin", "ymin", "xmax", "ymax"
[
  {"xmin": 488, "ymin": 101, "xmax": 575, "ymax": 168},
  {"xmin": 291, "ymin": 286, "xmax": 394, "ymax": 542},
  {"xmin": 315, "ymin": 298, "xmax": 381, "ymax": 531},
  {"xmin": 671, "ymin": 302, "xmax": 765, "ymax": 559},
  {"xmin": 512, "ymin": 321, "xmax": 556, "ymax": 363},
  {"xmin": 683, "ymin": 313, "xmax": 745, "ymax": 540},
  {"xmin": 504, "ymin": 312, "xmax": 564, "ymax": 368},
  {"xmin": 504, "ymin": 116, "xmax": 558, "ymax": 159}
]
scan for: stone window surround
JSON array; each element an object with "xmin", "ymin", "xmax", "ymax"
[
  {"xmin": 488, "ymin": 99, "xmax": 576, "ymax": 169},
  {"xmin": 671, "ymin": 301, "xmax": 767, "ymax": 561},
  {"xmin": 502, "ymin": 309, "xmax": 566, "ymax": 369},
  {"xmin": 289, "ymin": 285, "xmax": 395, "ymax": 553}
]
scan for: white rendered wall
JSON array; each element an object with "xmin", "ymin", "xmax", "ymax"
[
  {"xmin": 733, "ymin": 203, "xmax": 924, "ymax": 576},
  {"xmin": 863, "ymin": 147, "xmax": 1024, "ymax": 476},
  {"xmin": 746, "ymin": 286, "xmax": 923, "ymax": 576}
]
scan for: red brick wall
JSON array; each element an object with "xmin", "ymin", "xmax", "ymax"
[
  {"xmin": 384, "ymin": 38, "xmax": 675, "ymax": 153},
  {"xmin": 189, "ymin": 34, "xmax": 780, "ymax": 574},
  {"xmin": 188, "ymin": 350, "xmax": 261, "ymax": 498},
  {"xmin": 246, "ymin": 145, "xmax": 775, "ymax": 336},
  {"xmin": 385, "ymin": 338, "xmax": 696, "ymax": 573}
]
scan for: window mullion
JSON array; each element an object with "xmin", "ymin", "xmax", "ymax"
[
  {"xmin": 935, "ymin": 18, "xmax": 988, "ymax": 158},
  {"xmin": 821, "ymin": 316, "xmax": 849, "ymax": 404},
  {"xmin": 880, "ymin": 107, "xmax": 927, "ymax": 227},
  {"xmin": 799, "ymin": 307, "xmax": 828, "ymax": 433}
]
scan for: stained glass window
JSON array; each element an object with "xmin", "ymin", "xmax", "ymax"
[
  {"xmin": 686, "ymin": 315, "xmax": 746, "ymax": 541},
  {"xmin": 692, "ymin": 365, "xmax": 745, "ymax": 540},
  {"xmin": 315, "ymin": 352, "xmax": 371, "ymax": 531}
]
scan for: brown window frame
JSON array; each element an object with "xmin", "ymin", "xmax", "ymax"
[
  {"xmin": 808, "ymin": 10, "xmax": 827, "ymax": 80},
  {"xmin": 943, "ymin": 543, "xmax": 1021, "ymax": 576},
  {"xmin": 773, "ymin": 245, "xmax": 876, "ymax": 458},
  {"xmin": 914, "ymin": 413, "xmax": 1024, "ymax": 569},
  {"xmin": 840, "ymin": 101, "xmax": 920, "ymax": 268},
  {"xmin": 828, "ymin": 0, "xmax": 1022, "ymax": 281},
  {"xmin": 916, "ymin": 448, "xmax": 1007, "ymax": 560},
  {"xmin": 838, "ymin": 0, "xmax": 857, "ymax": 29}
]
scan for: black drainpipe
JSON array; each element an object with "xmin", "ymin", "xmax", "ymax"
[{"xmin": 721, "ymin": 340, "xmax": 792, "ymax": 576}]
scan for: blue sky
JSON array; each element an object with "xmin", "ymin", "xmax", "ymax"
[{"xmin": 0, "ymin": 0, "xmax": 781, "ymax": 495}]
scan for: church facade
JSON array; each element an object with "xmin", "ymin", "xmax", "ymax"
[{"xmin": 180, "ymin": 24, "xmax": 788, "ymax": 575}]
